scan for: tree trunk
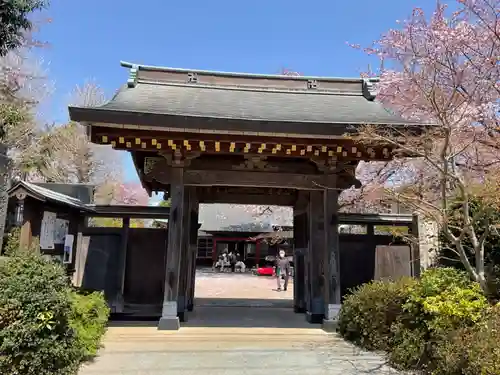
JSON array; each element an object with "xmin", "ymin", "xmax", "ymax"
[{"xmin": 0, "ymin": 143, "xmax": 10, "ymax": 252}]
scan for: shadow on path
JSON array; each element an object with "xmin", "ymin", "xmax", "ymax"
[{"xmin": 109, "ymin": 297, "xmax": 310, "ymax": 329}]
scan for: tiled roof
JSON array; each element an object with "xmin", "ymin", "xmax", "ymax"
[
  {"xmin": 94, "ymin": 82, "xmax": 410, "ymax": 126},
  {"xmin": 68, "ymin": 62, "xmax": 425, "ymax": 130},
  {"xmin": 8, "ymin": 180, "xmax": 94, "ymax": 212},
  {"xmin": 198, "ymin": 204, "xmax": 293, "ymax": 232}
]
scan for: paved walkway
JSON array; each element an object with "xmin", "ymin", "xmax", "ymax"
[{"xmin": 79, "ymin": 270, "xmax": 397, "ymax": 374}]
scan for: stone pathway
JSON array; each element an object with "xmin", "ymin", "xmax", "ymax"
[{"xmin": 79, "ymin": 270, "xmax": 398, "ymax": 374}]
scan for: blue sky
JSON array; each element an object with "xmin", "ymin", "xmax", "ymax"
[{"xmin": 36, "ymin": 0, "xmax": 438, "ymax": 183}]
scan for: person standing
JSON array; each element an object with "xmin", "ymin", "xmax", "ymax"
[
  {"xmin": 229, "ymin": 252, "xmax": 237, "ymax": 272},
  {"xmin": 235, "ymin": 253, "xmax": 246, "ymax": 272},
  {"xmin": 275, "ymin": 249, "xmax": 291, "ymax": 291}
]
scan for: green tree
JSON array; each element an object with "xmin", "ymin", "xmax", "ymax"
[
  {"xmin": 0, "ymin": 0, "xmax": 49, "ymax": 252},
  {"xmin": 439, "ymin": 195, "xmax": 500, "ymax": 299},
  {"xmin": 0, "ymin": 0, "xmax": 49, "ymax": 56}
]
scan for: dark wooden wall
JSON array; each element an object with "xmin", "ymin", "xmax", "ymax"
[
  {"xmin": 124, "ymin": 229, "xmax": 168, "ymax": 305},
  {"xmin": 81, "ymin": 227, "xmax": 168, "ymax": 306},
  {"xmin": 80, "ymin": 228, "xmax": 121, "ymax": 301},
  {"xmin": 339, "ymin": 233, "xmax": 407, "ymax": 299}
]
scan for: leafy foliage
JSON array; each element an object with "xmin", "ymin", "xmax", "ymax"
[
  {"xmin": 389, "ymin": 268, "xmax": 488, "ymax": 371},
  {"xmin": 338, "ymin": 277, "xmax": 416, "ymax": 351},
  {"xmin": 0, "ymin": 252, "xmax": 109, "ymax": 374},
  {"xmin": 339, "ymin": 268, "xmax": 491, "ymax": 374},
  {"xmin": 433, "ymin": 305, "xmax": 500, "ymax": 375},
  {"xmin": 0, "ymin": 0, "xmax": 48, "ymax": 56},
  {"xmin": 70, "ymin": 290, "xmax": 109, "ymax": 359},
  {"xmin": 0, "ymin": 253, "xmax": 82, "ymax": 374}
]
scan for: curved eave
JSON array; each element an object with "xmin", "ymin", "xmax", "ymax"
[{"xmin": 69, "ymin": 106, "xmax": 429, "ymax": 139}]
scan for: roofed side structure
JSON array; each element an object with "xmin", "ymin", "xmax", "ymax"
[{"xmin": 8, "ymin": 180, "xmax": 95, "ymax": 212}]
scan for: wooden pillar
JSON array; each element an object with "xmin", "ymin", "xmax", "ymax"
[
  {"xmin": 410, "ymin": 214, "xmax": 422, "ymax": 277},
  {"xmin": 306, "ymin": 190, "xmax": 325, "ymax": 324},
  {"xmin": 322, "ymin": 186, "xmax": 342, "ymax": 331},
  {"xmin": 186, "ymin": 200, "xmax": 200, "ymax": 312},
  {"xmin": 158, "ymin": 168, "xmax": 184, "ymax": 330},
  {"xmin": 184, "ymin": 187, "xmax": 198, "ymax": 311},
  {"xmin": 177, "ymin": 187, "xmax": 192, "ymax": 322},
  {"xmin": 293, "ymin": 209, "xmax": 307, "ymax": 313},
  {"xmin": 113, "ymin": 217, "xmax": 129, "ymax": 313}
]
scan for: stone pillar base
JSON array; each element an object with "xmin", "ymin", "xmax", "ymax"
[
  {"xmin": 322, "ymin": 319, "xmax": 339, "ymax": 333},
  {"xmin": 325, "ymin": 304, "xmax": 341, "ymax": 320},
  {"xmin": 306, "ymin": 312, "xmax": 324, "ymax": 324},
  {"xmin": 157, "ymin": 316, "xmax": 180, "ymax": 330},
  {"xmin": 159, "ymin": 301, "xmax": 180, "ymax": 330}
]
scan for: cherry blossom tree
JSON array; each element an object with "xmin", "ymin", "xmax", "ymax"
[
  {"xmin": 92, "ymin": 182, "xmax": 150, "ymax": 228},
  {"xmin": 351, "ymin": 0, "xmax": 499, "ymax": 293}
]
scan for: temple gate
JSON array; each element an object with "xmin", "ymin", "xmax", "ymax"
[{"xmin": 68, "ymin": 62, "xmax": 422, "ymax": 330}]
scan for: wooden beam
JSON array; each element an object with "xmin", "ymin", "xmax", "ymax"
[
  {"xmin": 199, "ymin": 191, "xmax": 296, "ymax": 205},
  {"xmin": 91, "ymin": 127, "xmax": 391, "ymax": 161},
  {"xmin": 88, "ymin": 205, "xmax": 170, "ymax": 219},
  {"xmin": 90, "ymin": 126, "xmax": 371, "ymax": 147},
  {"xmin": 151, "ymin": 168, "xmax": 334, "ymax": 190}
]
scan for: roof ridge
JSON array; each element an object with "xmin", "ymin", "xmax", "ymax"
[
  {"xmin": 136, "ymin": 79, "xmax": 365, "ymax": 97},
  {"xmin": 120, "ymin": 61, "xmax": 380, "ymax": 83}
]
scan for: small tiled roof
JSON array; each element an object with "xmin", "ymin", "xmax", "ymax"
[
  {"xmin": 68, "ymin": 61, "xmax": 424, "ymax": 132},
  {"xmin": 198, "ymin": 204, "xmax": 293, "ymax": 232},
  {"xmin": 8, "ymin": 180, "xmax": 94, "ymax": 212}
]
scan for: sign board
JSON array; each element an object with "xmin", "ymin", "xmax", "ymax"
[
  {"xmin": 40, "ymin": 211, "xmax": 57, "ymax": 249},
  {"xmin": 62, "ymin": 234, "xmax": 75, "ymax": 264},
  {"xmin": 54, "ymin": 219, "xmax": 69, "ymax": 244}
]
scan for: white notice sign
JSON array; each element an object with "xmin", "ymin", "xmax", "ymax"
[
  {"xmin": 63, "ymin": 234, "xmax": 75, "ymax": 264},
  {"xmin": 54, "ymin": 219, "xmax": 69, "ymax": 244},
  {"xmin": 40, "ymin": 211, "xmax": 57, "ymax": 250}
]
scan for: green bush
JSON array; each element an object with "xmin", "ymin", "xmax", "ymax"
[
  {"xmin": 3, "ymin": 227, "xmax": 21, "ymax": 256},
  {"xmin": 70, "ymin": 290, "xmax": 109, "ymax": 359},
  {"xmin": 0, "ymin": 253, "xmax": 83, "ymax": 374},
  {"xmin": 338, "ymin": 277, "xmax": 416, "ymax": 351},
  {"xmin": 0, "ymin": 252, "xmax": 110, "ymax": 374},
  {"xmin": 389, "ymin": 268, "xmax": 489, "ymax": 372}
]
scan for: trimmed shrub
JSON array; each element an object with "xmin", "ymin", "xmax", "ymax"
[
  {"xmin": 433, "ymin": 305, "xmax": 500, "ymax": 375},
  {"xmin": 389, "ymin": 268, "xmax": 489, "ymax": 372},
  {"xmin": 70, "ymin": 290, "xmax": 109, "ymax": 359},
  {"xmin": 338, "ymin": 277, "xmax": 416, "ymax": 351},
  {"xmin": 0, "ymin": 253, "xmax": 83, "ymax": 374}
]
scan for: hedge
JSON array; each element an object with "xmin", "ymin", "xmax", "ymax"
[
  {"xmin": 338, "ymin": 267, "xmax": 497, "ymax": 374},
  {"xmin": 0, "ymin": 252, "xmax": 109, "ymax": 374}
]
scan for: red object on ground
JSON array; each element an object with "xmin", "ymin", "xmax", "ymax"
[{"xmin": 256, "ymin": 266, "xmax": 274, "ymax": 276}]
